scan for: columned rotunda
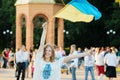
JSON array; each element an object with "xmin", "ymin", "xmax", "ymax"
[{"xmin": 15, "ymin": 0, "xmax": 64, "ymax": 50}]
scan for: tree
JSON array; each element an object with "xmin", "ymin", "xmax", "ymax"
[
  {"xmin": 0, "ymin": 0, "xmax": 16, "ymax": 49},
  {"xmin": 105, "ymin": 3, "xmax": 120, "ymax": 47}
]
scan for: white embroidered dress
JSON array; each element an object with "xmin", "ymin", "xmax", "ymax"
[{"xmin": 33, "ymin": 51, "xmax": 64, "ymax": 80}]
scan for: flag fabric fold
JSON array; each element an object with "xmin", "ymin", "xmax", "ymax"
[{"xmin": 54, "ymin": 0, "xmax": 102, "ymax": 22}]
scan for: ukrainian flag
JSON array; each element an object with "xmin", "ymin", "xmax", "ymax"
[{"xmin": 55, "ymin": 0, "xmax": 102, "ymax": 22}]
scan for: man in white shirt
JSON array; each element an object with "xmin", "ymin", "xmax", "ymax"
[{"xmin": 16, "ymin": 45, "xmax": 28, "ymax": 80}]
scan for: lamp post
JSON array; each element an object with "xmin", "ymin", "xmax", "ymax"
[
  {"xmin": 3, "ymin": 29, "xmax": 13, "ymax": 48},
  {"xmin": 106, "ymin": 29, "xmax": 116, "ymax": 46}
]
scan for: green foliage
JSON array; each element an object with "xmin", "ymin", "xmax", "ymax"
[
  {"xmin": 64, "ymin": 47, "xmax": 70, "ymax": 55},
  {"xmin": 22, "ymin": 25, "xmax": 26, "ymax": 45},
  {"xmin": 0, "ymin": 0, "xmax": 16, "ymax": 49},
  {"xmin": 64, "ymin": 19, "xmax": 107, "ymax": 48},
  {"xmin": 33, "ymin": 16, "xmax": 46, "ymax": 48},
  {"xmin": 104, "ymin": 3, "xmax": 120, "ymax": 46},
  {"xmin": 105, "ymin": 3, "xmax": 120, "ymax": 29},
  {"xmin": 0, "ymin": 49, "xmax": 2, "ymax": 55}
]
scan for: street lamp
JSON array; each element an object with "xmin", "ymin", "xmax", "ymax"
[
  {"xmin": 63, "ymin": 30, "xmax": 69, "ymax": 35},
  {"xmin": 106, "ymin": 29, "xmax": 116, "ymax": 35},
  {"xmin": 106, "ymin": 29, "xmax": 116, "ymax": 46},
  {"xmin": 3, "ymin": 29, "xmax": 13, "ymax": 48},
  {"xmin": 63, "ymin": 30, "xmax": 69, "ymax": 47}
]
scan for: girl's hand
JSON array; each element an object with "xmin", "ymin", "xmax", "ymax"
[{"xmin": 42, "ymin": 22, "xmax": 47, "ymax": 29}]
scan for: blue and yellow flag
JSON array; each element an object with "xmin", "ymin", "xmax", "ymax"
[{"xmin": 54, "ymin": 0, "xmax": 102, "ymax": 22}]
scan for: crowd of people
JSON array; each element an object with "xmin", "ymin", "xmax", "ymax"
[
  {"xmin": 0, "ymin": 22, "xmax": 120, "ymax": 80},
  {"xmin": 1, "ymin": 45, "xmax": 120, "ymax": 80}
]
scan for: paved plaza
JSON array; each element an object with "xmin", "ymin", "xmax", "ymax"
[{"xmin": 0, "ymin": 67, "xmax": 120, "ymax": 80}]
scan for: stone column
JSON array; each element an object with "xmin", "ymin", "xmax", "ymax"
[
  {"xmin": 26, "ymin": 16, "xmax": 33, "ymax": 50},
  {"xmin": 46, "ymin": 18, "xmax": 55, "ymax": 45},
  {"xmin": 16, "ymin": 14, "xmax": 22, "ymax": 51},
  {"xmin": 58, "ymin": 19, "xmax": 64, "ymax": 48}
]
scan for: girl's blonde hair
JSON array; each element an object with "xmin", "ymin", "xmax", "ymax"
[{"xmin": 42, "ymin": 44, "xmax": 55, "ymax": 62}]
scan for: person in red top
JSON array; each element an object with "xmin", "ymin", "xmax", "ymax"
[{"xmin": 2, "ymin": 48, "xmax": 9, "ymax": 68}]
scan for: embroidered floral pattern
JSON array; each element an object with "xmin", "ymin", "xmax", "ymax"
[{"xmin": 42, "ymin": 64, "xmax": 51, "ymax": 79}]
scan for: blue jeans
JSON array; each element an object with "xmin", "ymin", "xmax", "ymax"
[
  {"xmin": 85, "ymin": 66, "xmax": 95, "ymax": 80},
  {"xmin": 78, "ymin": 58, "xmax": 82, "ymax": 68},
  {"xmin": 71, "ymin": 67, "xmax": 76, "ymax": 80}
]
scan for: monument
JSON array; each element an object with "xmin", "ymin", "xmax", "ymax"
[{"xmin": 15, "ymin": 0, "xmax": 64, "ymax": 50}]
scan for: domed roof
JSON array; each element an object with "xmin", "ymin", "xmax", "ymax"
[{"xmin": 15, "ymin": 0, "xmax": 55, "ymax": 5}]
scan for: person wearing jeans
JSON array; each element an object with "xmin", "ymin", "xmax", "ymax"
[
  {"xmin": 84, "ymin": 49, "xmax": 95, "ymax": 80},
  {"xmin": 71, "ymin": 67, "xmax": 77, "ymax": 80},
  {"xmin": 85, "ymin": 66, "xmax": 95, "ymax": 80},
  {"xmin": 16, "ymin": 45, "xmax": 28, "ymax": 80},
  {"xmin": 69, "ymin": 44, "xmax": 78, "ymax": 80}
]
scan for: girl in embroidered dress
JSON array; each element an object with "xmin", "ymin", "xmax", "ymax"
[{"xmin": 33, "ymin": 22, "xmax": 89, "ymax": 80}]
